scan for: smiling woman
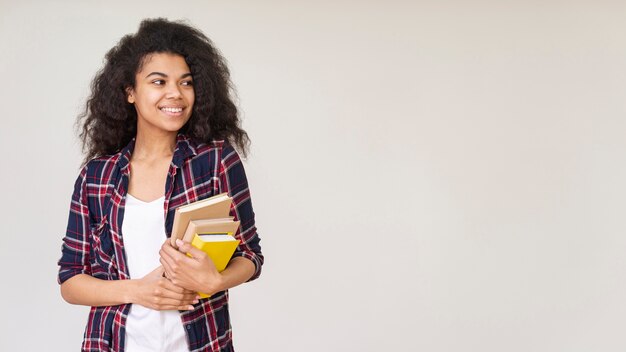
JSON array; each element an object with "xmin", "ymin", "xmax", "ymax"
[
  {"xmin": 128, "ymin": 53, "xmax": 196, "ymax": 136},
  {"xmin": 57, "ymin": 18, "xmax": 263, "ymax": 352}
]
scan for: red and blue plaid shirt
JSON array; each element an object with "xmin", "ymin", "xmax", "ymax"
[{"xmin": 58, "ymin": 134, "xmax": 263, "ymax": 352}]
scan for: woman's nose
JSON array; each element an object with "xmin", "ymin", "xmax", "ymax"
[{"xmin": 165, "ymin": 83, "xmax": 182, "ymax": 98}]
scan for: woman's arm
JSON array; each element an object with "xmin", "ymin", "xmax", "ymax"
[
  {"xmin": 58, "ymin": 165, "xmax": 198, "ymax": 311},
  {"xmin": 61, "ymin": 266, "xmax": 199, "ymax": 310},
  {"xmin": 217, "ymin": 144, "xmax": 264, "ymax": 281}
]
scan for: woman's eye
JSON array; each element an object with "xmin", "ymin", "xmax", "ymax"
[
  {"xmin": 152, "ymin": 79, "xmax": 165, "ymax": 85},
  {"xmin": 181, "ymin": 80, "xmax": 194, "ymax": 86}
]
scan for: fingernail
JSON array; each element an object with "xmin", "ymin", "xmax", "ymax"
[
  {"xmin": 176, "ymin": 239, "xmax": 184, "ymax": 246},
  {"xmin": 187, "ymin": 305, "xmax": 194, "ymax": 310},
  {"xmin": 193, "ymin": 300, "xmax": 199, "ymax": 304}
]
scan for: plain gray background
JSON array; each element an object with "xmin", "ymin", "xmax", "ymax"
[{"xmin": 1, "ymin": 1, "xmax": 626, "ymax": 351}]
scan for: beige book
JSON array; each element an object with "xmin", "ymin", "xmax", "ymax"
[
  {"xmin": 182, "ymin": 218, "xmax": 240, "ymax": 243},
  {"xmin": 170, "ymin": 193, "xmax": 232, "ymax": 246}
]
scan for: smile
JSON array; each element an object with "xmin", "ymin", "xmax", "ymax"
[{"xmin": 160, "ymin": 107, "xmax": 184, "ymax": 113}]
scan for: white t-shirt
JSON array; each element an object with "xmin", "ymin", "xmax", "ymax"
[{"xmin": 122, "ymin": 194, "xmax": 188, "ymax": 352}]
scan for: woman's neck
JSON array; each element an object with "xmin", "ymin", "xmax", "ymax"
[{"xmin": 132, "ymin": 130, "xmax": 177, "ymax": 161}]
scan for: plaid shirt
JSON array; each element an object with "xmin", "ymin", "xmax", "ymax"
[{"xmin": 58, "ymin": 134, "xmax": 263, "ymax": 352}]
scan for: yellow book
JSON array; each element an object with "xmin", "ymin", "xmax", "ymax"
[{"xmin": 190, "ymin": 232, "xmax": 240, "ymax": 298}]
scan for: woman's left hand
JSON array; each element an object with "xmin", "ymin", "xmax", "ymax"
[{"xmin": 159, "ymin": 239, "xmax": 224, "ymax": 296}]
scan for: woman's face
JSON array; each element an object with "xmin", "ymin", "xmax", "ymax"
[{"xmin": 127, "ymin": 52, "xmax": 195, "ymax": 136}]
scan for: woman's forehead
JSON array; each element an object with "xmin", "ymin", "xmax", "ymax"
[{"xmin": 137, "ymin": 52, "xmax": 190, "ymax": 75}]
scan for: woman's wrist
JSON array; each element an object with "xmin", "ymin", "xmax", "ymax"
[
  {"xmin": 207, "ymin": 257, "xmax": 255, "ymax": 294},
  {"xmin": 203, "ymin": 273, "xmax": 225, "ymax": 295},
  {"xmin": 123, "ymin": 279, "xmax": 140, "ymax": 304}
]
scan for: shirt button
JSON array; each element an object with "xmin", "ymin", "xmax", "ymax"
[{"xmin": 186, "ymin": 324, "xmax": 191, "ymax": 330}]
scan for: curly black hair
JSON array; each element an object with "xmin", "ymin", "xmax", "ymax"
[{"xmin": 77, "ymin": 18, "xmax": 249, "ymax": 165}]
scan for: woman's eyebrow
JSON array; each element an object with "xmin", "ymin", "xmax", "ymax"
[
  {"xmin": 145, "ymin": 72, "xmax": 167, "ymax": 78},
  {"xmin": 145, "ymin": 72, "xmax": 193, "ymax": 79}
]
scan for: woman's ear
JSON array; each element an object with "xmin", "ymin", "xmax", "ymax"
[{"xmin": 126, "ymin": 87, "xmax": 135, "ymax": 104}]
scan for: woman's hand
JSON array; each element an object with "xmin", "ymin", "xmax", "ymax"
[
  {"xmin": 133, "ymin": 266, "xmax": 199, "ymax": 311},
  {"xmin": 160, "ymin": 239, "xmax": 224, "ymax": 296}
]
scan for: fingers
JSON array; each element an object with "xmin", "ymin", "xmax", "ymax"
[
  {"xmin": 159, "ymin": 240, "xmax": 216, "ymax": 295},
  {"xmin": 152, "ymin": 271, "xmax": 195, "ymax": 296},
  {"xmin": 163, "ymin": 238, "xmax": 206, "ymax": 261},
  {"xmin": 139, "ymin": 264, "xmax": 200, "ymax": 311},
  {"xmin": 159, "ymin": 254, "xmax": 186, "ymax": 284},
  {"xmin": 160, "ymin": 241, "xmax": 201, "ymax": 283},
  {"xmin": 147, "ymin": 296, "xmax": 195, "ymax": 310},
  {"xmin": 159, "ymin": 278, "xmax": 196, "ymax": 299},
  {"xmin": 160, "ymin": 244, "xmax": 185, "ymax": 278},
  {"xmin": 159, "ymin": 249, "xmax": 175, "ymax": 275},
  {"xmin": 152, "ymin": 295, "xmax": 197, "ymax": 310},
  {"xmin": 160, "ymin": 241, "xmax": 190, "ymax": 270},
  {"xmin": 161, "ymin": 240, "xmax": 185, "ymax": 258},
  {"xmin": 176, "ymin": 239, "xmax": 206, "ymax": 260},
  {"xmin": 147, "ymin": 280, "xmax": 199, "ymax": 310}
]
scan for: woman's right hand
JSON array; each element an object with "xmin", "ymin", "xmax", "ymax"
[{"xmin": 133, "ymin": 266, "xmax": 199, "ymax": 311}]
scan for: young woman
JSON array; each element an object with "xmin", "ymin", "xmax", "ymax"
[{"xmin": 57, "ymin": 18, "xmax": 263, "ymax": 352}]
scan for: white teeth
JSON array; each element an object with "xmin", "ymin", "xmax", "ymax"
[{"xmin": 161, "ymin": 107, "xmax": 183, "ymax": 113}]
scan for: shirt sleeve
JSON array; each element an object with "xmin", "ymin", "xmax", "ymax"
[
  {"xmin": 219, "ymin": 144, "xmax": 264, "ymax": 282},
  {"xmin": 58, "ymin": 165, "xmax": 92, "ymax": 284}
]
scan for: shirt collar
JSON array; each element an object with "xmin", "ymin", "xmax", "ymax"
[
  {"xmin": 117, "ymin": 134, "xmax": 198, "ymax": 172},
  {"xmin": 172, "ymin": 134, "xmax": 198, "ymax": 168}
]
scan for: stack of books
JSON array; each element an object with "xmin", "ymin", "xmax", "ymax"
[{"xmin": 170, "ymin": 193, "xmax": 240, "ymax": 297}]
